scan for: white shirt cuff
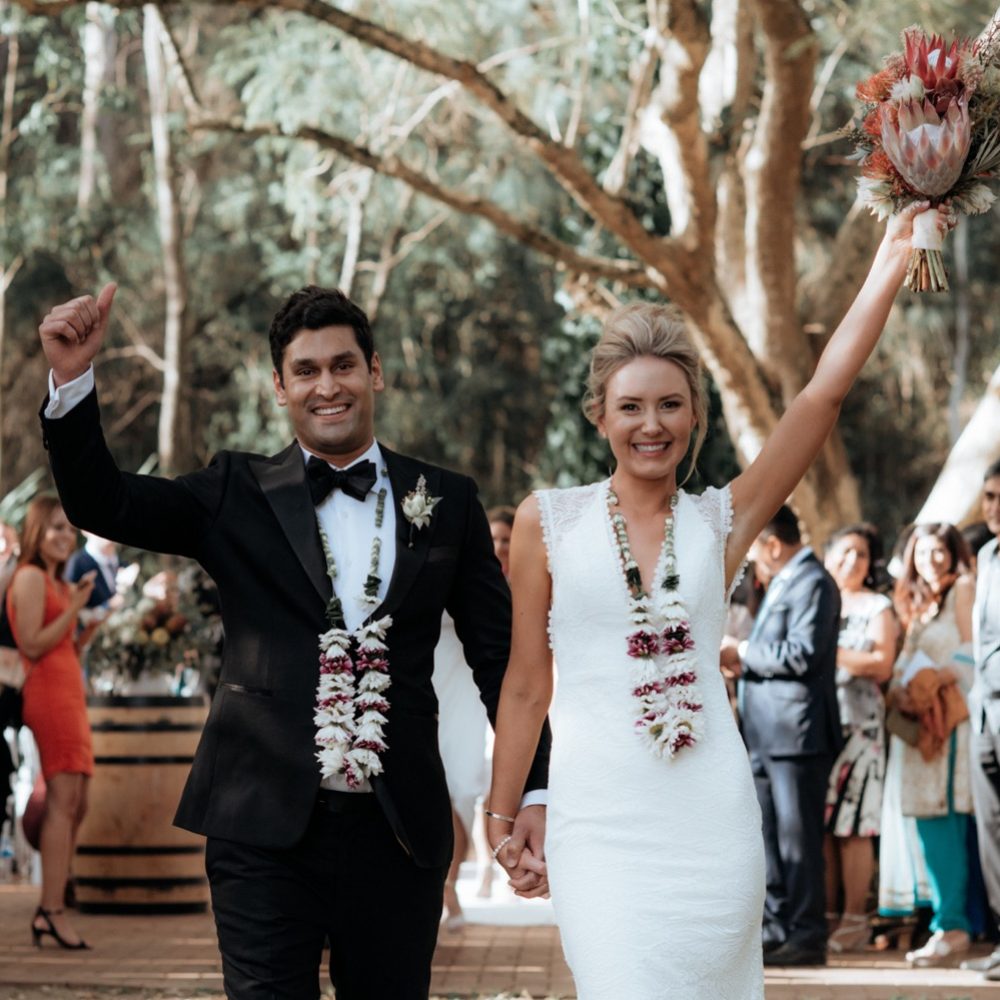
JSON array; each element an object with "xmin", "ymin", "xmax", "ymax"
[
  {"xmin": 45, "ymin": 367, "xmax": 95, "ymax": 419},
  {"xmin": 519, "ymin": 789, "xmax": 548, "ymax": 809}
]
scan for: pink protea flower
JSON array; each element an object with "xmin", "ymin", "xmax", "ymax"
[
  {"xmin": 881, "ymin": 94, "xmax": 970, "ymax": 197},
  {"xmin": 902, "ymin": 30, "xmax": 971, "ymax": 98}
]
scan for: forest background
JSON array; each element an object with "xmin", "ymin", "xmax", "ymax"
[{"xmin": 2, "ymin": 0, "xmax": 999, "ymax": 546}]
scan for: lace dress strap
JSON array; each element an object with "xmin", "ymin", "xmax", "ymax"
[
  {"xmin": 534, "ymin": 482, "xmax": 603, "ymax": 582},
  {"xmin": 687, "ymin": 484, "xmax": 746, "ymax": 603}
]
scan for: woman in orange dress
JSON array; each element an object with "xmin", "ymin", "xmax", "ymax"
[{"xmin": 7, "ymin": 496, "xmax": 96, "ymax": 949}]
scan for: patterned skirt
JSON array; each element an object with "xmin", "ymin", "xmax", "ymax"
[{"xmin": 825, "ymin": 727, "xmax": 885, "ymax": 838}]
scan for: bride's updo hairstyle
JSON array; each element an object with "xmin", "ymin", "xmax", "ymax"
[{"xmin": 583, "ymin": 303, "xmax": 708, "ymax": 483}]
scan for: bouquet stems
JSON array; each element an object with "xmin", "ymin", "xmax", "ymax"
[{"xmin": 904, "ymin": 248, "xmax": 949, "ymax": 293}]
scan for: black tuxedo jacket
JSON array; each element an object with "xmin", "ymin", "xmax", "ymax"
[
  {"xmin": 739, "ymin": 551, "xmax": 842, "ymax": 758},
  {"xmin": 66, "ymin": 549, "xmax": 116, "ymax": 608},
  {"xmin": 43, "ymin": 389, "xmax": 549, "ymax": 868}
]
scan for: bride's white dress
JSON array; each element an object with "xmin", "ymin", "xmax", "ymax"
[{"xmin": 536, "ymin": 481, "xmax": 765, "ymax": 999}]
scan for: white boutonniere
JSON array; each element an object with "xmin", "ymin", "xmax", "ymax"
[{"xmin": 401, "ymin": 474, "xmax": 441, "ymax": 546}]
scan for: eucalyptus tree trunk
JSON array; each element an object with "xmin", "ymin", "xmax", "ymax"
[
  {"xmin": 916, "ymin": 362, "xmax": 1000, "ymax": 527},
  {"xmin": 78, "ymin": 2, "xmax": 115, "ymax": 213},
  {"xmin": 143, "ymin": 5, "xmax": 192, "ymax": 476},
  {"xmin": 0, "ymin": 4, "xmax": 22, "ymax": 496}
]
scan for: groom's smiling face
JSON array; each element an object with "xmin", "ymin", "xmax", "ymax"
[{"xmin": 273, "ymin": 324, "xmax": 384, "ymax": 466}]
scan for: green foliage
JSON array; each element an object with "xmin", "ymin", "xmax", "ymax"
[{"xmin": 2, "ymin": 0, "xmax": 999, "ymax": 537}]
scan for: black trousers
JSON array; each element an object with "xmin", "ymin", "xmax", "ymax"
[
  {"xmin": 751, "ymin": 751, "xmax": 832, "ymax": 950},
  {"xmin": 206, "ymin": 793, "xmax": 447, "ymax": 1000},
  {"xmin": 971, "ymin": 723, "xmax": 1000, "ymax": 937}
]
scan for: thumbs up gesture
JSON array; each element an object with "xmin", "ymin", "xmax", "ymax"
[{"xmin": 38, "ymin": 282, "xmax": 117, "ymax": 387}]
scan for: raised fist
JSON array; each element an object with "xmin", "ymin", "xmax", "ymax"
[{"xmin": 38, "ymin": 282, "xmax": 117, "ymax": 387}]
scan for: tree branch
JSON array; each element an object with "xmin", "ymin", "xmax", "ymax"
[
  {"xmin": 604, "ymin": 3, "xmax": 663, "ymax": 195},
  {"xmin": 12, "ymin": 0, "xmax": 688, "ymax": 288},
  {"xmin": 193, "ymin": 114, "xmax": 658, "ymax": 288},
  {"xmin": 636, "ymin": 0, "xmax": 713, "ymax": 255},
  {"xmin": 742, "ymin": 0, "xmax": 817, "ymax": 399}
]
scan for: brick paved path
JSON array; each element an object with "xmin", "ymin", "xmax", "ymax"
[{"xmin": 1, "ymin": 885, "xmax": 995, "ymax": 998}]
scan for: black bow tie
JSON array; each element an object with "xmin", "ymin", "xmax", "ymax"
[{"xmin": 306, "ymin": 456, "xmax": 377, "ymax": 505}]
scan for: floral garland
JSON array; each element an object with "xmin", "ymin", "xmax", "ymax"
[
  {"xmin": 313, "ymin": 487, "xmax": 394, "ymax": 788},
  {"xmin": 607, "ymin": 485, "xmax": 703, "ymax": 758}
]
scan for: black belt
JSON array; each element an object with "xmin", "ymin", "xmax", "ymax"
[{"xmin": 315, "ymin": 790, "xmax": 380, "ymax": 815}]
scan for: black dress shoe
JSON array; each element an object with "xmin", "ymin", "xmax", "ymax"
[
  {"xmin": 762, "ymin": 937, "xmax": 784, "ymax": 954},
  {"xmin": 961, "ymin": 951, "xmax": 1000, "ymax": 972},
  {"xmin": 762, "ymin": 941, "xmax": 826, "ymax": 966}
]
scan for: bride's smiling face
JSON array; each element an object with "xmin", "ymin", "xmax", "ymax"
[{"xmin": 598, "ymin": 356, "xmax": 697, "ymax": 481}]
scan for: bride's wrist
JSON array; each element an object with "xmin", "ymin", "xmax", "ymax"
[{"xmin": 485, "ymin": 808, "xmax": 516, "ymax": 824}]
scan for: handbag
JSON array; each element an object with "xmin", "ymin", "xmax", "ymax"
[{"xmin": 885, "ymin": 706, "xmax": 920, "ymax": 746}]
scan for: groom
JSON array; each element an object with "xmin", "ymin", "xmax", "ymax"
[{"xmin": 38, "ymin": 283, "xmax": 550, "ymax": 999}]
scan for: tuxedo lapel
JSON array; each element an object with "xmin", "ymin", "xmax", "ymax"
[
  {"xmin": 372, "ymin": 448, "xmax": 439, "ymax": 621},
  {"xmin": 250, "ymin": 442, "xmax": 331, "ymax": 604}
]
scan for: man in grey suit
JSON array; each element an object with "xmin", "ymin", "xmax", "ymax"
[
  {"xmin": 963, "ymin": 459, "xmax": 1000, "ymax": 980},
  {"xmin": 723, "ymin": 505, "xmax": 841, "ymax": 967}
]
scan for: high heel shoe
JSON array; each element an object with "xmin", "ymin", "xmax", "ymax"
[
  {"xmin": 31, "ymin": 907, "xmax": 90, "ymax": 950},
  {"xmin": 827, "ymin": 913, "xmax": 871, "ymax": 953}
]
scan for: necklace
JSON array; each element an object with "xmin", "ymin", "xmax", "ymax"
[
  {"xmin": 313, "ymin": 486, "xmax": 394, "ymax": 787},
  {"xmin": 607, "ymin": 482, "xmax": 703, "ymax": 758}
]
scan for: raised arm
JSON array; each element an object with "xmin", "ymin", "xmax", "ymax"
[
  {"xmin": 727, "ymin": 204, "xmax": 947, "ymax": 579},
  {"xmin": 38, "ymin": 285, "xmax": 224, "ymax": 559}
]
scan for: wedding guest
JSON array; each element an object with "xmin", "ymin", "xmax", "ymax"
[
  {"xmin": 962, "ymin": 521, "xmax": 994, "ymax": 572},
  {"xmin": 66, "ymin": 532, "xmax": 121, "ymax": 610},
  {"xmin": 962, "ymin": 460, "xmax": 1000, "ymax": 982},
  {"xmin": 487, "ymin": 507, "xmax": 514, "ymax": 577},
  {"xmin": 880, "ymin": 523, "xmax": 975, "ymax": 967},
  {"xmin": 822, "ymin": 524, "xmax": 898, "ymax": 952},
  {"xmin": 6, "ymin": 497, "xmax": 96, "ymax": 950},
  {"xmin": 723, "ymin": 506, "xmax": 842, "ymax": 966}
]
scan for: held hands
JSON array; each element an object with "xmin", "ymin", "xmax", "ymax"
[
  {"xmin": 38, "ymin": 283, "xmax": 117, "ymax": 387},
  {"xmin": 487, "ymin": 805, "xmax": 549, "ymax": 899}
]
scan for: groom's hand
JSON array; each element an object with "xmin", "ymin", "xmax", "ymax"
[
  {"xmin": 39, "ymin": 282, "xmax": 117, "ymax": 387},
  {"xmin": 503, "ymin": 804, "xmax": 548, "ymax": 899}
]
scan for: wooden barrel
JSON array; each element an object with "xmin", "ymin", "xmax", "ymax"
[{"xmin": 75, "ymin": 694, "xmax": 209, "ymax": 914}]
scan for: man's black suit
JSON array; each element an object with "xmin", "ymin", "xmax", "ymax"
[
  {"xmin": 43, "ymin": 389, "xmax": 549, "ymax": 997},
  {"xmin": 739, "ymin": 548, "xmax": 841, "ymax": 953}
]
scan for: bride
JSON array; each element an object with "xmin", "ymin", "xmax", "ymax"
[{"xmin": 486, "ymin": 203, "xmax": 943, "ymax": 998}]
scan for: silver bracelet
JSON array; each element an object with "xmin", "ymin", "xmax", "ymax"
[
  {"xmin": 491, "ymin": 834, "xmax": 513, "ymax": 861},
  {"xmin": 485, "ymin": 809, "xmax": 516, "ymax": 824}
]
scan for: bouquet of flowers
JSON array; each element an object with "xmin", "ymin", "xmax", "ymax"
[
  {"xmin": 849, "ymin": 25, "xmax": 1000, "ymax": 291},
  {"xmin": 86, "ymin": 566, "xmax": 222, "ymax": 693}
]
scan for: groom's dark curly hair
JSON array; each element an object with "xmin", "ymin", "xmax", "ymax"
[{"xmin": 269, "ymin": 285, "xmax": 375, "ymax": 379}]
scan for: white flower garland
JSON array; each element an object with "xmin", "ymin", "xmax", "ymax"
[
  {"xmin": 608, "ymin": 486, "xmax": 704, "ymax": 758},
  {"xmin": 313, "ymin": 487, "xmax": 394, "ymax": 787}
]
